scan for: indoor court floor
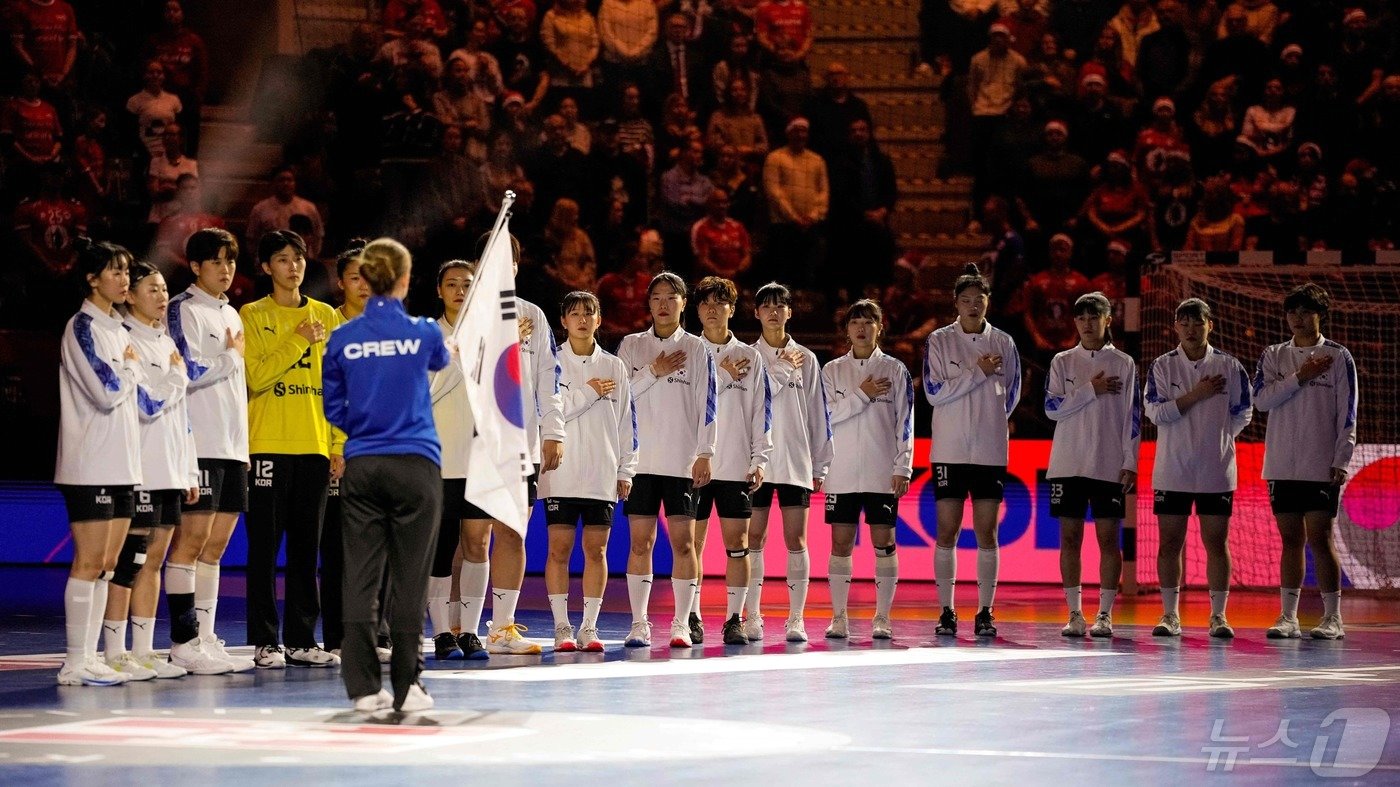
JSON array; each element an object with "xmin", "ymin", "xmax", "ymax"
[{"xmin": 1, "ymin": 568, "xmax": 1397, "ymax": 785}]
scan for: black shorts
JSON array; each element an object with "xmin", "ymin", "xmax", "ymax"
[
  {"xmin": 545, "ymin": 497, "xmax": 617, "ymax": 527},
  {"xmin": 1154, "ymin": 489, "xmax": 1234, "ymax": 517},
  {"xmin": 933, "ymin": 463, "xmax": 1006, "ymax": 502},
  {"xmin": 58, "ymin": 484, "xmax": 135, "ymax": 522},
  {"xmin": 527, "ymin": 465, "xmax": 540, "ymax": 507},
  {"xmin": 183, "ymin": 458, "xmax": 249, "ymax": 514},
  {"xmin": 1049, "ymin": 477, "xmax": 1127, "ymax": 521},
  {"xmin": 696, "ymin": 480, "xmax": 754, "ymax": 519},
  {"xmin": 825, "ymin": 492, "xmax": 898, "ymax": 527},
  {"xmin": 752, "ymin": 483, "xmax": 812, "ymax": 509},
  {"xmin": 624, "ymin": 473, "xmax": 697, "ymax": 518},
  {"xmin": 439, "ymin": 477, "xmax": 500, "ymax": 521},
  {"xmin": 133, "ymin": 489, "xmax": 183, "ymax": 528},
  {"xmin": 1268, "ymin": 480, "xmax": 1341, "ymax": 516}
]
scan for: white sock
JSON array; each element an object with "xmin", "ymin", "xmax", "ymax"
[
  {"xmin": 828, "ymin": 554, "xmax": 852, "ymax": 615},
  {"xmin": 786, "ymin": 549, "xmax": 810, "ymax": 619},
  {"xmin": 491, "ymin": 587, "xmax": 520, "ymax": 627},
  {"xmin": 462, "ymin": 561, "xmax": 489, "ymax": 633},
  {"xmin": 690, "ymin": 577, "xmax": 702, "ymax": 619},
  {"xmin": 64, "ymin": 577, "xmax": 94, "ymax": 666},
  {"xmin": 672, "ymin": 578, "xmax": 698, "ymax": 625},
  {"xmin": 165, "ymin": 562, "xmax": 196, "ymax": 595},
  {"xmin": 194, "ymin": 561, "xmax": 220, "ymax": 639},
  {"xmin": 548, "ymin": 593, "xmax": 570, "ymax": 628},
  {"xmin": 1281, "ymin": 587, "xmax": 1301, "ymax": 618},
  {"xmin": 582, "ymin": 597, "xmax": 602, "ymax": 629},
  {"xmin": 1098, "ymin": 588, "xmax": 1118, "ymax": 615},
  {"xmin": 1322, "ymin": 590, "xmax": 1341, "ymax": 617},
  {"xmin": 874, "ymin": 551, "xmax": 898, "ymax": 617},
  {"xmin": 1064, "ymin": 585, "xmax": 1083, "ymax": 614},
  {"xmin": 1162, "ymin": 586, "xmax": 1180, "ymax": 616},
  {"xmin": 426, "ymin": 576, "xmax": 451, "ymax": 636},
  {"xmin": 1210, "ymin": 590, "xmax": 1229, "ymax": 617},
  {"xmin": 103, "ymin": 618, "xmax": 127, "ymax": 659},
  {"xmin": 726, "ymin": 586, "xmax": 747, "ymax": 618},
  {"xmin": 449, "ymin": 599, "xmax": 462, "ymax": 631},
  {"xmin": 626, "ymin": 573, "xmax": 653, "ymax": 623},
  {"xmin": 88, "ymin": 579, "xmax": 109, "ymax": 659},
  {"xmin": 935, "ymin": 546, "xmax": 956, "ymax": 608},
  {"xmin": 131, "ymin": 616, "xmax": 156, "ymax": 656},
  {"xmin": 976, "ymin": 547, "xmax": 999, "ymax": 609},
  {"xmin": 745, "ymin": 551, "xmax": 764, "ymax": 616}
]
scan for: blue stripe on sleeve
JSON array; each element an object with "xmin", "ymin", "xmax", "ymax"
[
  {"xmin": 630, "ymin": 399, "xmax": 639, "ymax": 451},
  {"xmin": 704, "ymin": 352, "xmax": 717, "ymax": 426},
  {"xmin": 819, "ymin": 369, "xmax": 833, "ymax": 439},
  {"xmin": 922, "ymin": 337, "xmax": 943, "ymax": 397},
  {"xmin": 902, "ymin": 368, "xmax": 914, "ymax": 441},
  {"xmin": 1230, "ymin": 367, "xmax": 1251, "ymax": 415},
  {"xmin": 75, "ymin": 313, "xmax": 121, "ymax": 392},
  {"xmin": 1131, "ymin": 383, "xmax": 1142, "ymax": 439},
  {"xmin": 136, "ymin": 386, "xmax": 165, "ymax": 416},
  {"xmin": 762, "ymin": 372, "xmax": 772, "ymax": 432},
  {"xmin": 1251, "ymin": 350, "xmax": 1268, "ymax": 397},
  {"xmin": 1144, "ymin": 363, "xmax": 1166, "ymax": 404},
  {"xmin": 1344, "ymin": 353, "xmax": 1358, "ymax": 429},
  {"xmin": 167, "ymin": 294, "xmax": 209, "ymax": 381}
]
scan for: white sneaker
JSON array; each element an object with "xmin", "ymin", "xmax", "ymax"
[
  {"xmin": 203, "ymin": 635, "xmax": 255, "ymax": 672},
  {"xmin": 554, "ymin": 623, "xmax": 577, "ymax": 652},
  {"xmin": 1152, "ymin": 612, "xmax": 1182, "ymax": 637},
  {"xmin": 397, "ymin": 683, "xmax": 434, "ymax": 712},
  {"xmin": 825, "ymin": 612, "xmax": 849, "ymax": 639},
  {"xmin": 1089, "ymin": 612, "xmax": 1113, "ymax": 638},
  {"xmin": 871, "ymin": 613, "xmax": 892, "ymax": 640},
  {"xmin": 56, "ymin": 658, "xmax": 126, "ymax": 686},
  {"xmin": 254, "ymin": 645, "xmax": 286, "ymax": 669},
  {"xmin": 785, "ymin": 617, "xmax": 808, "ymax": 643},
  {"xmin": 623, "ymin": 620, "xmax": 652, "ymax": 648},
  {"xmin": 577, "ymin": 625, "xmax": 604, "ymax": 652},
  {"xmin": 1266, "ymin": 614, "xmax": 1302, "ymax": 639},
  {"xmin": 106, "ymin": 652, "xmax": 158, "ymax": 681},
  {"xmin": 485, "ymin": 621, "xmax": 542, "ymax": 655},
  {"xmin": 170, "ymin": 640, "xmax": 234, "ymax": 675},
  {"xmin": 1208, "ymin": 614, "xmax": 1235, "ymax": 639},
  {"xmin": 132, "ymin": 651, "xmax": 188, "ymax": 679},
  {"xmin": 1310, "ymin": 612, "xmax": 1345, "ymax": 640},
  {"xmin": 1061, "ymin": 611, "xmax": 1087, "ymax": 637},
  {"xmin": 286, "ymin": 646, "xmax": 340, "ymax": 667},
  {"xmin": 742, "ymin": 613, "xmax": 764, "ymax": 642},
  {"xmin": 375, "ymin": 641, "xmax": 393, "ymax": 663},
  {"xmin": 353, "ymin": 689, "xmax": 392, "ymax": 712},
  {"xmin": 669, "ymin": 618, "xmax": 693, "ymax": 648}
]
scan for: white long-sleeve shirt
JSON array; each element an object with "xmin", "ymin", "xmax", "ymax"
[
  {"xmin": 124, "ymin": 316, "xmax": 199, "ymax": 491},
  {"xmin": 701, "ymin": 333, "xmax": 772, "ymax": 482},
  {"xmin": 166, "ymin": 285, "xmax": 248, "ymax": 462},
  {"xmin": 616, "ymin": 326, "xmax": 718, "ymax": 478},
  {"xmin": 1044, "ymin": 343, "xmax": 1140, "ymax": 483},
  {"xmin": 519, "ymin": 298, "xmax": 566, "ymax": 466},
  {"xmin": 753, "ymin": 335, "xmax": 832, "ymax": 487},
  {"xmin": 923, "ymin": 320, "xmax": 1021, "ymax": 465},
  {"xmin": 55, "ymin": 300, "xmax": 142, "ymax": 486},
  {"xmin": 1253, "ymin": 336, "xmax": 1358, "ymax": 482},
  {"xmin": 1144, "ymin": 345, "xmax": 1253, "ymax": 493},
  {"xmin": 430, "ymin": 314, "xmax": 475, "ymax": 480},
  {"xmin": 538, "ymin": 341, "xmax": 638, "ymax": 501},
  {"xmin": 821, "ymin": 348, "xmax": 914, "ymax": 494}
]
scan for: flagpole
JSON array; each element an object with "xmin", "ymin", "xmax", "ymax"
[{"xmin": 453, "ymin": 190, "xmax": 516, "ymax": 343}]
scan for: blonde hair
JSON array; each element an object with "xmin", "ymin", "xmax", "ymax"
[{"xmin": 357, "ymin": 238, "xmax": 412, "ymax": 295}]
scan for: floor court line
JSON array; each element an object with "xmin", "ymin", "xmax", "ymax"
[{"xmin": 838, "ymin": 745, "xmax": 1400, "ymax": 772}]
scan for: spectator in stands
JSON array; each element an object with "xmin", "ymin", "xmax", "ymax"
[
  {"xmin": 1334, "ymin": 8, "xmax": 1384, "ymax": 105},
  {"xmin": 711, "ymin": 34, "xmax": 761, "ymax": 113},
  {"xmin": 658, "ymin": 139, "xmax": 714, "ymax": 272},
  {"xmin": 1136, "ymin": 0, "xmax": 1194, "ymax": 103},
  {"xmin": 615, "ymin": 83, "xmax": 655, "ymax": 172},
  {"xmin": 1080, "ymin": 150, "xmax": 1150, "ymax": 254},
  {"xmin": 376, "ymin": 12, "xmax": 444, "ymax": 80},
  {"xmin": 1105, "ymin": 0, "xmax": 1158, "ymax": 70},
  {"xmin": 803, "ymin": 61, "xmax": 872, "ymax": 158},
  {"xmin": 1023, "ymin": 32, "xmax": 1077, "ymax": 115},
  {"xmin": 1133, "ymin": 97, "xmax": 1189, "ymax": 187},
  {"xmin": 1017, "ymin": 119, "xmax": 1090, "ymax": 234},
  {"xmin": 1216, "ymin": 0, "xmax": 1279, "ymax": 45},
  {"xmin": 1185, "ymin": 175, "xmax": 1245, "ymax": 251},
  {"xmin": 1148, "ymin": 149, "xmax": 1200, "ymax": 252},
  {"xmin": 586, "ymin": 117, "xmax": 648, "ymax": 231},
  {"xmin": 1089, "ymin": 239, "xmax": 1130, "ymax": 327},
  {"xmin": 986, "ymin": 95, "xmax": 1041, "ymax": 199},
  {"xmin": 1291, "ymin": 142, "xmax": 1328, "ymax": 244},
  {"xmin": 1295, "ymin": 64, "xmax": 1353, "ymax": 166},
  {"xmin": 434, "ymin": 53, "xmax": 491, "ymax": 160},
  {"xmin": 446, "ymin": 20, "xmax": 505, "ymax": 107},
  {"xmin": 1069, "ymin": 72, "xmax": 1127, "ymax": 166},
  {"xmin": 496, "ymin": 91, "xmax": 538, "ymax": 151},
  {"xmin": 246, "ymin": 166, "xmax": 325, "ymax": 259},
  {"xmin": 657, "ymin": 92, "xmax": 701, "ymax": 166},
  {"xmin": 524, "ymin": 113, "xmax": 590, "ymax": 218},
  {"xmin": 707, "ymin": 77, "xmax": 768, "ymax": 159},
  {"xmin": 540, "ymin": 0, "xmax": 600, "ymax": 109},
  {"xmin": 596, "ymin": 237, "xmax": 656, "ymax": 338},
  {"xmin": 71, "ymin": 107, "xmax": 109, "ymax": 213},
  {"xmin": 427, "ymin": 124, "xmax": 485, "ymax": 256},
  {"xmin": 542, "ymin": 197, "xmax": 597, "ymax": 292},
  {"xmin": 3, "ymin": 72, "xmax": 63, "ymax": 191},
  {"xmin": 1049, "ymin": 0, "xmax": 1115, "ymax": 62},
  {"xmin": 598, "ymin": 0, "xmax": 658, "ymax": 93},
  {"xmin": 762, "ymin": 116, "xmax": 827, "ymax": 288},
  {"xmin": 8, "ymin": 0, "xmax": 79, "ymax": 91},
  {"xmin": 479, "ymin": 133, "xmax": 525, "ymax": 215},
  {"xmin": 1079, "ymin": 25, "xmax": 1138, "ymax": 117},
  {"xmin": 1224, "ymin": 136, "xmax": 1271, "ymax": 223},
  {"xmin": 969, "ymin": 23, "xmax": 1027, "ymax": 205},
  {"xmin": 1276, "ymin": 43, "xmax": 1310, "ymax": 103},
  {"xmin": 13, "ymin": 163, "xmax": 86, "ymax": 279},
  {"xmin": 757, "ymin": 46, "xmax": 813, "ymax": 139},
  {"xmin": 126, "ymin": 59, "xmax": 182, "ymax": 158},
  {"xmin": 1247, "ymin": 181, "xmax": 1304, "ymax": 253},
  {"xmin": 1001, "ymin": 0, "xmax": 1048, "ymax": 59},
  {"xmin": 150, "ymin": 174, "xmax": 225, "ymax": 275},
  {"xmin": 648, "ymin": 12, "xmax": 709, "ymax": 114},
  {"xmin": 493, "ymin": 4, "xmax": 551, "ymax": 116},
  {"xmin": 692, "ymin": 187, "xmax": 752, "ymax": 280},
  {"xmin": 709, "ymin": 142, "xmax": 763, "ymax": 230},
  {"xmin": 555, "ymin": 96, "xmax": 591, "ymax": 154},
  {"xmin": 1023, "ymin": 233, "xmax": 1090, "ymax": 353},
  {"xmin": 1201, "ymin": 6, "xmax": 1269, "ymax": 101},
  {"xmin": 145, "ymin": 1, "xmax": 208, "ymax": 155},
  {"xmin": 1188, "ymin": 79, "xmax": 1239, "ymax": 177},
  {"xmin": 383, "ymin": 0, "xmax": 449, "ymax": 41},
  {"xmin": 978, "ymin": 194, "xmax": 1026, "ymax": 323},
  {"xmin": 828, "ymin": 117, "xmax": 897, "ymax": 295},
  {"xmin": 1241, "ymin": 77, "xmax": 1296, "ymax": 162},
  {"xmin": 755, "ymin": 0, "xmax": 814, "ymax": 66},
  {"xmin": 146, "ymin": 123, "xmax": 198, "ymax": 225}
]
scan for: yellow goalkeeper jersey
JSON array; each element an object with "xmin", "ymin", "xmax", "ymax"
[{"xmin": 240, "ymin": 294, "xmax": 345, "ymax": 457}]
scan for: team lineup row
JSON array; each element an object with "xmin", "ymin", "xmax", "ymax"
[{"xmin": 50, "ymin": 226, "xmax": 1358, "ymax": 692}]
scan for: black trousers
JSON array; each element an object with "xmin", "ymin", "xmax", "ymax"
[
  {"xmin": 320, "ymin": 477, "xmax": 343, "ymax": 650},
  {"xmin": 341, "ymin": 454, "xmax": 442, "ymax": 703},
  {"xmin": 246, "ymin": 453, "xmax": 330, "ymax": 648}
]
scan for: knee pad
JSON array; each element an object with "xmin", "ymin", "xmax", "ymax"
[
  {"xmin": 111, "ymin": 532, "xmax": 150, "ymax": 588},
  {"xmin": 874, "ymin": 544, "xmax": 896, "ymax": 557},
  {"xmin": 726, "ymin": 547, "xmax": 750, "ymax": 559}
]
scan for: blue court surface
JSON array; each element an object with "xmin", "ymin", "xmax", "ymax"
[{"xmin": 1, "ymin": 567, "xmax": 1397, "ymax": 784}]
